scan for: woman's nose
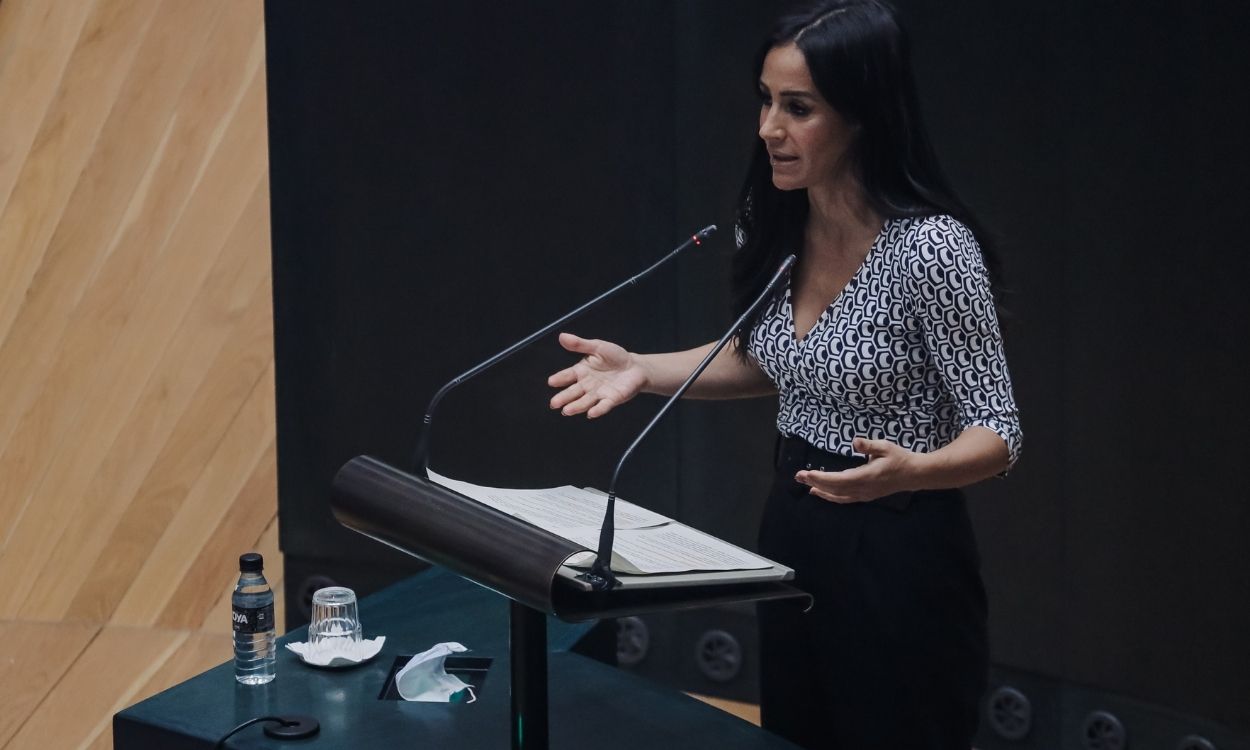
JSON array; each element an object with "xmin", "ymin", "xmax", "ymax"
[{"xmin": 759, "ymin": 109, "xmax": 782, "ymax": 143}]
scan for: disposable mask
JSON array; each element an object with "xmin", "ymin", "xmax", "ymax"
[{"xmin": 395, "ymin": 642, "xmax": 476, "ymax": 703}]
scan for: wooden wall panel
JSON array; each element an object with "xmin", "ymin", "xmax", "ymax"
[
  {"xmin": 0, "ymin": 2, "xmax": 223, "ymax": 509},
  {"xmin": 66, "ymin": 277, "xmax": 276, "ymax": 624},
  {"xmin": 19, "ymin": 178, "xmax": 273, "ymax": 620},
  {"xmin": 110, "ymin": 363, "xmax": 275, "ymax": 626},
  {"xmin": 0, "ymin": 0, "xmax": 159, "ymax": 373},
  {"xmin": 157, "ymin": 441, "xmax": 278, "ymax": 629},
  {"xmin": 6, "ymin": 626, "xmax": 186, "ymax": 749},
  {"xmin": 0, "ymin": 0, "xmax": 99, "ymax": 216},
  {"xmin": 0, "ymin": 620, "xmax": 98, "ymax": 746},
  {"xmin": 0, "ymin": 0, "xmax": 277, "ymax": 745}
]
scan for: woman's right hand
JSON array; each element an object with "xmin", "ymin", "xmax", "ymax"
[{"xmin": 547, "ymin": 332, "xmax": 648, "ymax": 418}]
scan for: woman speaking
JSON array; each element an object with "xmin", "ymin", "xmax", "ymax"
[{"xmin": 548, "ymin": 2, "xmax": 1022, "ymax": 747}]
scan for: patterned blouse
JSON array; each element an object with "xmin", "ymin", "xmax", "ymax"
[{"xmin": 746, "ymin": 214, "xmax": 1022, "ymax": 468}]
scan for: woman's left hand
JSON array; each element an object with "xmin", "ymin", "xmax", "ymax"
[{"xmin": 795, "ymin": 437, "xmax": 920, "ymax": 503}]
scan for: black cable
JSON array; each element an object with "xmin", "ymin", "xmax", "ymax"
[{"xmin": 213, "ymin": 715, "xmax": 286, "ymax": 749}]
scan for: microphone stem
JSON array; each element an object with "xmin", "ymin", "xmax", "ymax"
[
  {"xmin": 587, "ymin": 254, "xmax": 796, "ymax": 590},
  {"xmin": 412, "ymin": 225, "xmax": 716, "ymax": 477}
]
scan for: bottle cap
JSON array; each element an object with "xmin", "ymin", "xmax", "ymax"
[{"xmin": 239, "ymin": 552, "xmax": 264, "ymax": 572}]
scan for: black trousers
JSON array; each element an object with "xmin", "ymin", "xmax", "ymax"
[{"xmin": 757, "ymin": 436, "xmax": 988, "ymax": 750}]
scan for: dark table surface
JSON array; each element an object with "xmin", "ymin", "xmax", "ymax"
[{"xmin": 115, "ymin": 568, "xmax": 798, "ymax": 749}]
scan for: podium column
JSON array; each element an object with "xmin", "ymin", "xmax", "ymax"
[{"xmin": 510, "ymin": 601, "xmax": 549, "ymax": 749}]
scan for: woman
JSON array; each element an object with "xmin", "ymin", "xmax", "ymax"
[{"xmin": 548, "ymin": 1, "xmax": 1021, "ymax": 747}]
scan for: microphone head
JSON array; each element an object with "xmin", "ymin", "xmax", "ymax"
[{"xmin": 695, "ymin": 224, "xmax": 717, "ymax": 240}]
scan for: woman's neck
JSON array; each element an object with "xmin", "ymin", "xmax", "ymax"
[{"xmin": 805, "ymin": 180, "xmax": 881, "ymax": 261}]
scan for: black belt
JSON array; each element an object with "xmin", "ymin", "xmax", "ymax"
[
  {"xmin": 775, "ymin": 435, "xmax": 866, "ymax": 473},
  {"xmin": 774, "ymin": 435, "xmax": 913, "ymax": 511}
]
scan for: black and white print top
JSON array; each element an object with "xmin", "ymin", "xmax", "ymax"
[{"xmin": 746, "ymin": 215, "xmax": 1022, "ymax": 468}]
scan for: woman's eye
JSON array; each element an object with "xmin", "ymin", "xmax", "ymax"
[{"xmin": 788, "ymin": 102, "xmax": 810, "ymax": 116}]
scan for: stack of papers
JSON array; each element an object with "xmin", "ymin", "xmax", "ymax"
[{"xmin": 428, "ymin": 471, "xmax": 772, "ymax": 575}]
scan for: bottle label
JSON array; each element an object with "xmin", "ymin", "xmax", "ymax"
[{"xmin": 232, "ymin": 603, "xmax": 274, "ymax": 634}]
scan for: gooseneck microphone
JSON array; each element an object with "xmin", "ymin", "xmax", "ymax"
[
  {"xmin": 411, "ymin": 224, "xmax": 717, "ymax": 477},
  {"xmin": 579, "ymin": 254, "xmax": 798, "ymax": 591}
]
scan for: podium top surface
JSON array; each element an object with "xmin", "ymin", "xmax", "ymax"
[
  {"xmin": 331, "ymin": 455, "xmax": 809, "ymax": 620},
  {"xmin": 115, "ymin": 568, "xmax": 800, "ymax": 749}
]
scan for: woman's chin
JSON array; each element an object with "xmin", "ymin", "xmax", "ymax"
[{"xmin": 770, "ymin": 175, "xmax": 804, "ymax": 191}]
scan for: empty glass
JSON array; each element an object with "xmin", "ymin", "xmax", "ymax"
[{"xmin": 308, "ymin": 586, "xmax": 362, "ymax": 647}]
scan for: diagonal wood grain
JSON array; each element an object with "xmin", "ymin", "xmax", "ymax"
[
  {"xmin": 0, "ymin": 620, "xmax": 99, "ymax": 746},
  {"xmin": 65, "ymin": 279, "xmax": 277, "ymax": 623},
  {"xmin": 5, "ymin": 626, "xmax": 185, "ymax": 749},
  {"xmin": 0, "ymin": 0, "xmax": 100, "ymax": 218},
  {"xmin": 20, "ymin": 179, "xmax": 273, "ymax": 620},
  {"xmin": 157, "ymin": 440, "xmax": 278, "ymax": 629},
  {"xmin": 0, "ymin": 0, "xmax": 278, "ymax": 745},
  {"xmin": 0, "ymin": 0, "xmax": 159, "ymax": 370},
  {"xmin": 0, "ymin": 70, "xmax": 270, "ymax": 617},
  {"xmin": 0, "ymin": 0, "xmax": 266, "ymax": 551},
  {"xmin": 110, "ymin": 362, "xmax": 277, "ymax": 626},
  {"xmin": 0, "ymin": 0, "xmax": 223, "ymax": 520}
]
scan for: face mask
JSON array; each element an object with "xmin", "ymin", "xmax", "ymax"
[{"xmin": 395, "ymin": 642, "xmax": 476, "ymax": 703}]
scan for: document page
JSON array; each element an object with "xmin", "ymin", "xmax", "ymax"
[
  {"xmin": 429, "ymin": 470, "xmax": 776, "ymax": 575},
  {"xmin": 428, "ymin": 470, "xmax": 668, "ymax": 530},
  {"xmin": 556, "ymin": 525, "xmax": 773, "ymax": 574}
]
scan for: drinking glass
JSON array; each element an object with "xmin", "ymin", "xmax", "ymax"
[{"xmin": 308, "ymin": 586, "xmax": 362, "ymax": 647}]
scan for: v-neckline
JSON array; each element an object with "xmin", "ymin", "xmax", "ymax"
[{"xmin": 788, "ymin": 222, "xmax": 886, "ymax": 345}]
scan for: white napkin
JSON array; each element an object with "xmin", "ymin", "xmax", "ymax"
[
  {"xmin": 395, "ymin": 642, "xmax": 475, "ymax": 702},
  {"xmin": 286, "ymin": 636, "xmax": 386, "ymax": 667}
]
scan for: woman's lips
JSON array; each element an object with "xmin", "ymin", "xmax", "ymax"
[{"xmin": 769, "ymin": 153, "xmax": 798, "ymax": 166}]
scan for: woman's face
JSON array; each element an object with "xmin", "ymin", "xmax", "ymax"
[{"xmin": 758, "ymin": 43, "xmax": 855, "ymax": 192}]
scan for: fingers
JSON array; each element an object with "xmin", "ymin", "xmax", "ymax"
[
  {"xmin": 793, "ymin": 439, "xmax": 911, "ymax": 503},
  {"xmin": 549, "ymin": 383, "xmax": 583, "ymax": 410},
  {"xmin": 806, "ymin": 486, "xmax": 856, "ymax": 504},
  {"xmin": 547, "ymin": 366, "xmax": 578, "ymax": 388},
  {"xmin": 795, "ymin": 467, "xmax": 872, "ymax": 504},
  {"xmin": 549, "ymin": 381, "xmax": 615, "ymax": 418},
  {"xmin": 853, "ymin": 437, "xmax": 883, "ymax": 458},
  {"xmin": 586, "ymin": 397, "xmax": 618, "ymax": 419},
  {"xmin": 560, "ymin": 390, "xmax": 600, "ymax": 416},
  {"xmin": 550, "ymin": 333, "xmax": 628, "ymax": 419},
  {"xmin": 558, "ymin": 332, "xmax": 598, "ymax": 355},
  {"xmin": 557, "ymin": 393, "xmax": 617, "ymax": 419}
]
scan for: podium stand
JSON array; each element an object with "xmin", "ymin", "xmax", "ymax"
[{"xmin": 332, "ymin": 455, "xmax": 808, "ymax": 750}]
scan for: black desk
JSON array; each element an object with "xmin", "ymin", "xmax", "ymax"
[{"xmin": 115, "ymin": 569, "xmax": 798, "ymax": 749}]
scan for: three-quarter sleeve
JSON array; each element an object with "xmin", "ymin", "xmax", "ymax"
[{"xmin": 903, "ymin": 216, "xmax": 1022, "ymax": 469}]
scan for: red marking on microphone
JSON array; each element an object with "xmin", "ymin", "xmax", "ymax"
[{"xmin": 693, "ymin": 235, "xmax": 701, "ymax": 245}]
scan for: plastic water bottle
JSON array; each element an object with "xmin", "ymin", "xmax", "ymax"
[{"xmin": 232, "ymin": 552, "xmax": 276, "ymax": 685}]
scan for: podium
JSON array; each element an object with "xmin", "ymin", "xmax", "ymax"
[
  {"xmin": 326, "ymin": 230, "xmax": 805, "ymax": 748},
  {"xmin": 332, "ymin": 455, "xmax": 808, "ymax": 750}
]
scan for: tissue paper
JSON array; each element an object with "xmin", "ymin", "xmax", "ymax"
[{"xmin": 286, "ymin": 636, "xmax": 385, "ymax": 668}]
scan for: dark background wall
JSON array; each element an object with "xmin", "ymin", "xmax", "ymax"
[
  {"xmin": 265, "ymin": 0, "xmax": 1249, "ymax": 746},
  {"xmin": 901, "ymin": 2, "xmax": 1250, "ymax": 745}
]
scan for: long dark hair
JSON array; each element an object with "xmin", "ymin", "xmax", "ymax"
[{"xmin": 732, "ymin": 0, "xmax": 1003, "ymax": 354}]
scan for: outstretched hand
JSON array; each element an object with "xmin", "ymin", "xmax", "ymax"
[
  {"xmin": 795, "ymin": 437, "xmax": 920, "ymax": 503},
  {"xmin": 547, "ymin": 333, "xmax": 648, "ymax": 419}
]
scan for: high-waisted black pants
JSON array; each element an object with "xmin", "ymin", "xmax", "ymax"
[{"xmin": 757, "ymin": 436, "xmax": 988, "ymax": 749}]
